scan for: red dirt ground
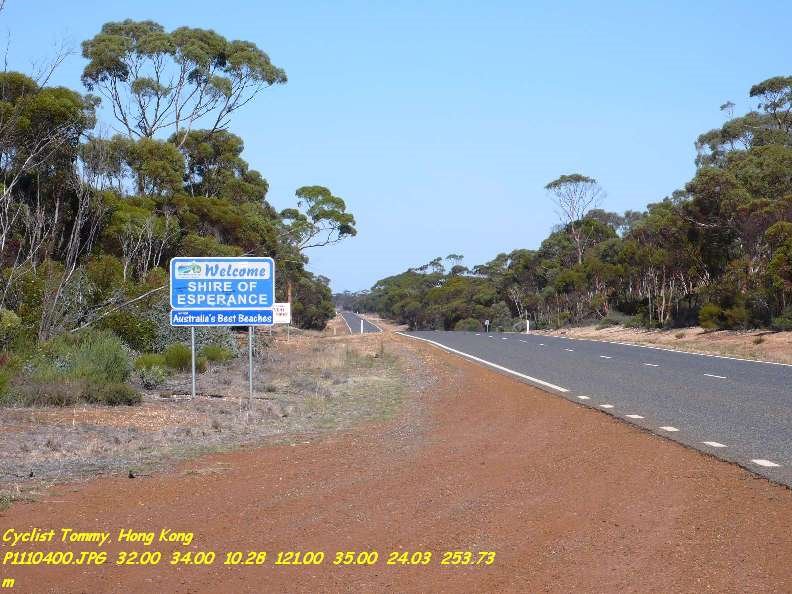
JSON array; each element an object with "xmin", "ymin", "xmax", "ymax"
[{"xmin": 3, "ymin": 334, "xmax": 792, "ymax": 593}]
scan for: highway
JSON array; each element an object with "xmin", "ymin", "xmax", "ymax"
[
  {"xmin": 401, "ymin": 330, "xmax": 792, "ymax": 486},
  {"xmin": 339, "ymin": 311, "xmax": 382, "ymax": 334}
]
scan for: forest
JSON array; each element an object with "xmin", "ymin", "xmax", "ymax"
[
  {"xmin": 0, "ymin": 15, "xmax": 355, "ymax": 405},
  {"xmin": 338, "ymin": 76, "xmax": 792, "ymax": 333}
]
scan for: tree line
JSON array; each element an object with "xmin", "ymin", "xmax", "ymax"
[
  {"xmin": 1, "ymin": 16, "xmax": 356, "ymax": 345},
  {"xmin": 338, "ymin": 76, "xmax": 792, "ymax": 332}
]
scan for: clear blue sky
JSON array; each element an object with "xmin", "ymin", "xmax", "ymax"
[{"xmin": 2, "ymin": 1, "xmax": 791, "ymax": 291}]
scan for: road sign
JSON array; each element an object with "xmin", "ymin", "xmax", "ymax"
[
  {"xmin": 170, "ymin": 257, "xmax": 274, "ymax": 311},
  {"xmin": 272, "ymin": 302, "xmax": 291, "ymax": 324},
  {"xmin": 170, "ymin": 309, "xmax": 274, "ymax": 326}
]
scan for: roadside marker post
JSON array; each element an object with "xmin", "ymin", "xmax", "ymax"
[
  {"xmin": 525, "ymin": 319, "xmax": 530, "ymax": 334},
  {"xmin": 169, "ymin": 257, "xmax": 275, "ymax": 406},
  {"xmin": 190, "ymin": 327, "xmax": 196, "ymax": 399},
  {"xmin": 485, "ymin": 319, "xmax": 490, "ymax": 333},
  {"xmin": 360, "ymin": 319, "xmax": 364, "ymax": 334}
]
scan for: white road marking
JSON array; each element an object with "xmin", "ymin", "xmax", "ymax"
[
  {"xmin": 643, "ymin": 363, "xmax": 659, "ymax": 367},
  {"xmin": 339, "ymin": 313, "xmax": 353, "ymax": 334},
  {"xmin": 751, "ymin": 459, "xmax": 780, "ymax": 468},
  {"xmin": 564, "ymin": 348, "xmax": 574, "ymax": 352},
  {"xmin": 519, "ymin": 339, "xmax": 527, "ymax": 343},
  {"xmin": 599, "ymin": 404, "xmax": 614, "ymax": 409},
  {"xmin": 538, "ymin": 343, "xmax": 545, "ymax": 346},
  {"xmin": 475, "ymin": 333, "xmax": 481, "ymax": 336},
  {"xmin": 702, "ymin": 441, "xmax": 727, "ymax": 448},
  {"xmin": 577, "ymin": 395, "xmax": 591, "ymax": 400},
  {"xmin": 502, "ymin": 337, "xmax": 508, "ymax": 340},
  {"xmin": 703, "ymin": 373, "xmax": 727, "ymax": 379},
  {"xmin": 560, "ymin": 336, "xmax": 792, "ymax": 367},
  {"xmin": 396, "ymin": 333, "xmax": 569, "ymax": 393},
  {"xmin": 625, "ymin": 414, "xmax": 644, "ymax": 419},
  {"xmin": 599, "ymin": 355, "xmax": 612, "ymax": 359},
  {"xmin": 659, "ymin": 426, "xmax": 679, "ymax": 432}
]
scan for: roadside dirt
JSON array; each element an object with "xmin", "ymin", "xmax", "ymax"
[
  {"xmin": 540, "ymin": 324, "xmax": 792, "ymax": 364},
  {"xmin": 3, "ymin": 333, "xmax": 792, "ymax": 593}
]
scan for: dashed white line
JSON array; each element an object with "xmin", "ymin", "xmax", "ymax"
[
  {"xmin": 703, "ymin": 373, "xmax": 727, "ymax": 379},
  {"xmin": 599, "ymin": 355, "xmax": 612, "ymax": 359},
  {"xmin": 538, "ymin": 343, "xmax": 545, "ymax": 346},
  {"xmin": 659, "ymin": 426, "xmax": 679, "ymax": 432},
  {"xmin": 599, "ymin": 404, "xmax": 614, "ymax": 409},
  {"xmin": 751, "ymin": 459, "xmax": 780, "ymax": 468},
  {"xmin": 702, "ymin": 441, "xmax": 727, "ymax": 448},
  {"xmin": 643, "ymin": 363, "xmax": 659, "ymax": 367},
  {"xmin": 577, "ymin": 395, "xmax": 591, "ymax": 400},
  {"xmin": 564, "ymin": 348, "xmax": 574, "ymax": 352},
  {"xmin": 625, "ymin": 414, "xmax": 644, "ymax": 419},
  {"xmin": 519, "ymin": 339, "xmax": 527, "ymax": 343},
  {"xmin": 502, "ymin": 337, "xmax": 508, "ymax": 340}
]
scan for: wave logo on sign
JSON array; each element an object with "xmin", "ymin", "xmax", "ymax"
[{"xmin": 175, "ymin": 262, "xmax": 202, "ymax": 279}]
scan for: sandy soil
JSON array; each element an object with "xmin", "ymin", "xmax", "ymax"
[
  {"xmin": 3, "ymin": 334, "xmax": 792, "ymax": 593},
  {"xmin": 538, "ymin": 324, "xmax": 792, "ymax": 365}
]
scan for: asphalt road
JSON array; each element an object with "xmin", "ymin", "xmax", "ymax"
[
  {"xmin": 339, "ymin": 311, "xmax": 382, "ymax": 334},
  {"xmin": 401, "ymin": 330, "xmax": 792, "ymax": 486}
]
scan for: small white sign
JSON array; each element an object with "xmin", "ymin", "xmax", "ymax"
[{"xmin": 273, "ymin": 302, "xmax": 291, "ymax": 324}]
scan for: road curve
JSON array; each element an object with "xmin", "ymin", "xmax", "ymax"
[
  {"xmin": 339, "ymin": 311, "xmax": 382, "ymax": 334},
  {"xmin": 400, "ymin": 330, "xmax": 792, "ymax": 487}
]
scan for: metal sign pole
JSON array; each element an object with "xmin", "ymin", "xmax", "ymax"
[
  {"xmin": 190, "ymin": 327, "xmax": 196, "ymax": 399},
  {"xmin": 248, "ymin": 326, "xmax": 254, "ymax": 408}
]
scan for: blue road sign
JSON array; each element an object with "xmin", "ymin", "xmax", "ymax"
[
  {"xmin": 170, "ymin": 309, "xmax": 274, "ymax": 326},
  {"xmin": 170, "ymin": 257, "xmax": 275, "ymax": 311}
]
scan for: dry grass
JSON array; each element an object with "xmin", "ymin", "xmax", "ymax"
[{"xmin": 0, "ymin": 333, "xmax": 406, "ymax": 499}]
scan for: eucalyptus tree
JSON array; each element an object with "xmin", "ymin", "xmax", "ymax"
[
  {"xmin": 544, "ymin": 173, "xmax": 604, "ymax": 264},
  {"xmin": 81, "ymin": 20, "xmax": 286, "ymax": 145}
]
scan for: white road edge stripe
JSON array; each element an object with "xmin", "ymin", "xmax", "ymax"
[
  {"xmin": 659, "ymin": 426, "xmax": 679, "ymax": 432},
  {"xmin": 600, "ymin": 355, "xmax": 612, "ymax": 359},
  {"xmin": 702, "ymin": 441, "xmax": 727, "ymax": 448},
  {"xmin": 643, "ymin": 363, "xmax": 659, "ymax": 367},
  {"xmin": 625, "ymin": 414, "xmax": 644, "ymax": 419},
  {"xmin": 396, "ymin": 332, "xmax": 569, "ymax": 393},
  {"xmin": 703, "ymin": 373, "xmax": 727, "ymax": 379},
  {"xmin": 751, "ymin": 459, "xmax": 780, "ymax": 468},
  {"xmin": 599, "ymin": 404, "xmax": 614, "ymax": 409},
  {"xmin": 339, "ymin": 312, "xmax": 352, "ymax": 335}
]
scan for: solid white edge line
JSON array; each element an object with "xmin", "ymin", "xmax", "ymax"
[
  {"xmin": 703, "ymin": 373, "xmax": 727, "ymax": 379},
  {"xmin": 599, "ymin": 404, "xmax": 614, "ymax": 409},
  {"xmin": 625, "ymin": 414, "xmax": 644, "ymax": 419},
  {"xmin": 396, "ymin": 332, "xmax": 569, "ymax": 393},
  {"xmin": 577, "ymin": 395, "xmax": 591, "ymax": 400},
  {"xmin": 339, "ymin": 312, "xmax": 352, "ymax": 335},
  {"xmin": 702, "ymin": 441, "xmax": 727, "ymax": 448},
  {"xmin": 363, "ymin": 315, "xmax": 383, "ymax": 332},
  {"xmin": 659, "ymin": 426, "xmax": 679, "ymax": 432}
]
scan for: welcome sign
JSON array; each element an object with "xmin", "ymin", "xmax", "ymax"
[{"xmin": 170, "ymin": 257, "xmax": 275, "ymax": 310}]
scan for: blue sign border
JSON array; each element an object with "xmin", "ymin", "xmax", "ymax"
[{"xmin": 170, "ymin": 256, "xmax": 275, "ymax": 311}]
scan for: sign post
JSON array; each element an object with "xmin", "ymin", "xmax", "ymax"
[
  {"xmin": 484, "ymin": 319, "xmax": 490, "ymax": 333},
  {"xmin": 169, "ymin": 257, "xmax": 275, "ymax": 405}
]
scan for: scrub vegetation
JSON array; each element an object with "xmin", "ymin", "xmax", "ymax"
[
  {"xmin": 338, "ymin": 77, "xmax": 792, "ymax": 333},
  {"xmin": 0, "ymin": 9, "xmax": 356, "ymax": 406}
]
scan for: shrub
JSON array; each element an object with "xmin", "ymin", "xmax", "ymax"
[
  {"xmin": 135, "ymin": 353, "xmax": 167, "ymax": 370},
  {"xmin": 200, "ymin": 344, "xmax": 234, "ymax": 363},
  {"xmin": 98, "ymin": 312, "xmax": 158, "ymax": 352},
  {"xmin": 0, "ymin": 308, "xmax": 22, "ymax": 349},
  {"xmin": 698, "ymin": 303, "xmax": 722, "ymax": 330},
  {"xmin": 771, "ymin": 308, "xmax": 792, "ymax": 331},
  {"xmin": 454, "ymin": 318, "xmax": 482, "ymax": 332},
  {"xmin": 163, "ymin": 343, "xmax": 192, "ymax": 371},
  {"xmin": 137, "ymin": 366, "xmax": 167, "ymax": 389},
  {"xmin": 82, "ymin": 382, "xmax": 141, "ymax": 406},
  {"xmin": 70, "ymin": 331, "xmax": 131, "ymax": 383},
  {"xmin": 723, "ymin": 305, "xmax": 749, "ymax": 329}
]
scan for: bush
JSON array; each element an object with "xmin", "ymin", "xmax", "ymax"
[
  {"xmin": 98, "ymin": 312, "xmax": 158, "ymax": 352},
  {"xmin": 454, "ymin": 318, "xmax": 482, "ymax": 332},
  {"xmin": 82, "ymin": 382, "xmax": 141, "ymax": 406},
  {"xmin": 723, "ymin": 305, "xmax": 749, "ymax": 329},
  {"xmin": 771, "ymin": 308, "xmax": 792, "ymax": 331},
  {"xmin": 163, "ymin": 343, "xmax": 192, "ymax": 371},
  {"xmin": 0, "ymin": 308, "xmax": 22, "ymax": 349},
  {"xmin": 698, "ymin": 303, "xmax": 722, "ymax": 330},
  {"xmin": 136, "ymin": 365, "xmax": 167, "ymax": 389},
  {"xmin": 134, "ymin": 353, "xmax": 167, "ymax": 370},
  {"xmin": 200, "ymin": 344, "xmax": 234, "ymax": 363}
]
